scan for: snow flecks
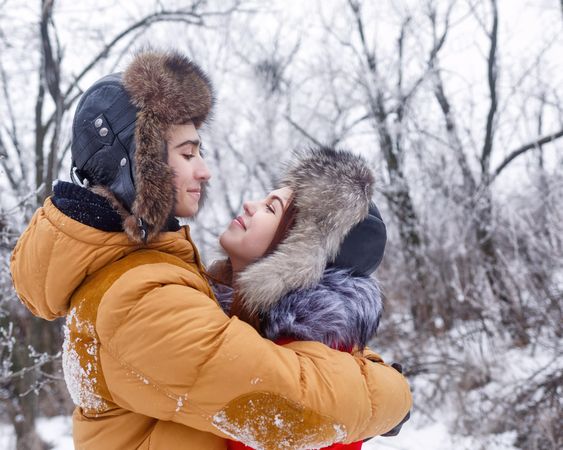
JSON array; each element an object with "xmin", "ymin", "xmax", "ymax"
[
  {"xmin": 175, "ymin": 394, "xmax": 189, "ymax": 412},
  {"xmin": 332, "ymin": 424, "xmax": 346, "ymax": 442},
  {"xmin": 129, "ymin": 369, "xmax": 151, "ymax": 387},
  {"xmin": 212, "ymin": 411, "xmax": 266, "ymax": 449},
  {"xmin": 212, "ymin": 409, "xmax": 347, "ymax": 450},
  {"xmin": 273, "ymin": 414, "xmax": 283, "ymax": 428},
  {"xmin": 62, "ymin": 306, "xmax": 107, "ymax": 412}
]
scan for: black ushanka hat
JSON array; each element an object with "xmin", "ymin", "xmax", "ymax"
[{"xmin": 71, "ymin": 49, "xmax": 214, "ymax": 243}]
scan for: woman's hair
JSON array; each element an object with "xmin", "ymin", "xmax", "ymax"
[
  {"xmin": 207, "ymin": 194, "xmax": 298, "ymax": 329},
  {"xmin": 262, "ymin": 194, "xmax": 298, "ymax": 259}
]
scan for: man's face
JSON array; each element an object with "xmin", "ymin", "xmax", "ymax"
[{"xmin": 166, "ymin": 122, "xmax": 211, "ymax": 218}]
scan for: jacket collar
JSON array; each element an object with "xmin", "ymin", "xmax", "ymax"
[{"xmin": 51, "ymin": 181, "xmax": 180, "ymax": 233}]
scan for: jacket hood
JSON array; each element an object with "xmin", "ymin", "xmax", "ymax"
[
  {"xmin": 214, "ymin": 268, "xmax": 382, "ymax": 350},
  {"xmin": 10, "ymin": 190, "xmax": 198, "ymax": 320}
]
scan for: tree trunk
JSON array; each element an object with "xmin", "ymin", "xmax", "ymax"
[
  {"xmin": 8, "ymin": 315, "xmax": 50, "ymax": 450},
  {"xmin": 475, "ymin": 191, "xmax": 530, "ymax": 346}
]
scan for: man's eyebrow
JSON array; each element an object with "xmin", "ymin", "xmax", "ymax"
[{"xmin": 174, "ymin": 139, "xmax": 201, "ymax": 149}]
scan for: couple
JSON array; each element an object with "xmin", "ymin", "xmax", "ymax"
[{"xmin": 10, "ymin": 49, "xmax": 411, "ymax": 449}]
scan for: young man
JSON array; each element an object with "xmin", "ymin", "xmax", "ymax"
[{"xmin": 10, "ymin": 49, "xmax": 411, "ymax": 449}]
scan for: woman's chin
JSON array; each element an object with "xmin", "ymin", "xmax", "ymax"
[{"xmin": 218, "ymin": 233, "xmax": 231, "ymax": 253}]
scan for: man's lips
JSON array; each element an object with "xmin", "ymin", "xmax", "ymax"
[
  {"xmin": 187, "ymin": 189, "xmax": 201, "ymax": 199},
  {"xmin": 234, "ymin": 216, "xmax": 246, "ymax": 230}
]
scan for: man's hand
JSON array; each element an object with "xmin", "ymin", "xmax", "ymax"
[{"xmin": 381, "ymin": 363, "xmax": 411, "ymax": 437}]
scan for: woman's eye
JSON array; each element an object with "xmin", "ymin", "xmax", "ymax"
[
  {"xmin": 266, "ymin": 204, "xmax": 275, "ymax": 214},
  {"xmin": 182, "ymin": 154, "xmax": 195, "ymax": 160}
]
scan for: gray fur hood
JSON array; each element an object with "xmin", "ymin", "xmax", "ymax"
[{"xmin": 214, "ymin": 268, "xmax": 382, "ymax": 351}]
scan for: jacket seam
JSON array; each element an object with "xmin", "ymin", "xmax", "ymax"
[
  {"xmin": 103, "ymin": 335, "xmax": 218, "ymax": 424},
  {"xmin": 358, "ymin": 357, "xmax": 377, "ymax": 436},
  {"xmin": 169, "ymin": 317, "xmax": 228, "ymax": 422},
  {"xmin": 42, "ymin": 227, "xmax": 60, "ymax": 302}
]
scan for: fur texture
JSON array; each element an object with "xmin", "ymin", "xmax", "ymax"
[
  {"xmin": 214, "ymin": 268, "xmax": 382, "ymax": 350},
  {"xmin": 119, "ymin": 50, "xmax": 214, "ymax": 242},
  {"xmin": 237, "ymin": 147, "xmax": 375, "ymax": 314}
]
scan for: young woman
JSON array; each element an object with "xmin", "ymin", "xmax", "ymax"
[{"xmin": 210, "ymin": 146, "xmax": 405, "ymax": 449}]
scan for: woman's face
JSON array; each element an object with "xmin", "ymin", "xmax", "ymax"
[{"xmin": 219, "ymin": 187, "xmax": 293, "ymax": 271}]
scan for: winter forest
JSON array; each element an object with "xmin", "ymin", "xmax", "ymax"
[{"xmin": 0, "ymin": 0, "xmax": 561, "ymax": 449}]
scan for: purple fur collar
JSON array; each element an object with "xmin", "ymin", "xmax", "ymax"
[{"xmin": 213, "ymin": 268, "xmax": 382, "ymax": 350}]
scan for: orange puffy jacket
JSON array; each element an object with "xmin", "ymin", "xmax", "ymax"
[{"xmin": 10, "ymin": 198, "xmax": 412, "ymax": 449}]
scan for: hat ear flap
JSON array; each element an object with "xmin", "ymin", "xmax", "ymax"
[{"xmin": 129, "ymin": 111, "xmax": 175, "ymax": 242}]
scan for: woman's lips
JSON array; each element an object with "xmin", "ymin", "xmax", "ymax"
[{"xmin": 234, "ymin": 216, "xmax": 246, "ymax": 230}]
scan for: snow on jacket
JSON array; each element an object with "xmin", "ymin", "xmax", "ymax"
[{"xmin": 10, "ymin": 183, "xmax": 412, "ymax": 450}]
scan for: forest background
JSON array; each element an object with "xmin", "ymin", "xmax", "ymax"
[{"xmin": 0, "ymin": 0, "xmax": 561, "ymax": 449}]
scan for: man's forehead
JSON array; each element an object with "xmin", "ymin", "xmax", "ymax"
[{"xmin": 167, "ymin": 123, "xmax": 199, "ymax": 142}]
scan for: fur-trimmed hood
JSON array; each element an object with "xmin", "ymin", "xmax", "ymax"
[
  {"xmin": 71, "ymin": 49, "xmax": 214, "ymax": 244},
  {"xmin": 214, "ymin": 268, "xmax": 382, "ymax": 351},
  {"xmin": 236, "ymin": 147, "xmax": 375, "ymax": 315}
]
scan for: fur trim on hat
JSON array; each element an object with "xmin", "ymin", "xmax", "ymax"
[
  {"xmin": 121, "ymin": 49, "xmax": 214, "ymax": 242},
  {"xmin": 123, "ymin": 50, "xmax": 214, "ymax": 127},
  {"xmin": 236, "ymin": 146, "xmax": 375, "ymax": 314}
]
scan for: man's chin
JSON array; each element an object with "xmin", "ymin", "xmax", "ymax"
[{"xmin": 177, "ymin": 181, "xmax": 209, "ymax": 221}]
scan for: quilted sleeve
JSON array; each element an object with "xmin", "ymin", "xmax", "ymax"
[{"xmin": 97, "ymin": 263, "xmax": 412, "ymax": 449}]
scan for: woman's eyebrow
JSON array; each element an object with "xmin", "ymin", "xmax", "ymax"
[{"xmin": 270, "ymin": 195, "xmax": 285, "ymax": 210}]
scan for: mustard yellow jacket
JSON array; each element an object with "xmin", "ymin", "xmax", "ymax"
[{"xmin": 10, "ymin": 198, "xmax": 412, "ymax": 449}]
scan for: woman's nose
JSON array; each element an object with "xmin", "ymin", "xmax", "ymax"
[{"xmin": 243, "ymin": 201, "xmax": 256, "ymax": 216}]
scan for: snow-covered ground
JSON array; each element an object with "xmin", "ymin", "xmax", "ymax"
[
  {"xmin": 0, "ymin": 413, "xmax": 517, "ymax": 450},
  {"xmin": 0, "ymin": 416, "xmax": 74, "ymax": 450}
]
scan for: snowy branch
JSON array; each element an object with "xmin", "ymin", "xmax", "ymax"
[{"xmin": 491, "ymin": 128, "xmax": 563, "ymax": 181}]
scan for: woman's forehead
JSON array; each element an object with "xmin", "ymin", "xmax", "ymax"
[{"xmin": 270, "ymin": 186, "xmax": 293, "ymax": 202}]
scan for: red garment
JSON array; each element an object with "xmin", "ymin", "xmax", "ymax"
[
  {"xmin": 227, "ymin": 337, "xmax": 363, "ymax": 450},
  {"xmin": 227, "ymin": 440, "xmax": 362, "ymax": 450}
]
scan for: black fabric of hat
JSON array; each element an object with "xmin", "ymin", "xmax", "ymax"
[
  {"xmin": 71, "ymin": 73, "xmax": 138, "ymax": 210},
  {"xmin": 330, "ymin": 203, "xmax": 387, "ymax": 276}
]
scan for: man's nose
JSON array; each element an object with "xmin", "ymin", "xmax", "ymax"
[{"xmin": 195, "ymin": 158, "xmax": 211, "ymax": 181}]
